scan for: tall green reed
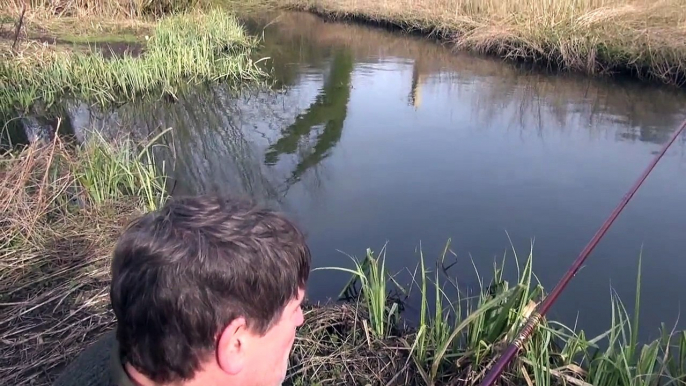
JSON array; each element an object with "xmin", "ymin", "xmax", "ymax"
[
  {"xmin": 0, "ymin": 120, "xmax": 172, "ymax": 256},
  {"xmin": 321, "ymin": 239, "xmax": 545, "ymax": 383},
  {"xmin": 537, "ymin": 252, "xmax": 686, "ymax": 386},
  {"xmin": 73, "ymin": 127, "xmax": 171, "ymax": 211},
  {"xmin": 316, "ymin": 245, "xmax": 401, "ymax": 338}
]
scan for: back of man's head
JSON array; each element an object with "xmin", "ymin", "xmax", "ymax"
[{"xmin": 109, "ymin": 195, "xmax": 311, "ymax": 384}]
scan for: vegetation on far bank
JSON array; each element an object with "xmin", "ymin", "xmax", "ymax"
[
  {"xmin": 273, "ymin": 0, "xmax": 686, "ymax": 87},
  {"xmin": 2, "ymin": 127, "xmax": 686, "ymax": 386},
  {"xmin": 0, "ymin": 3, "xmax": 267, "ymax": 115},
  {"xmin": 3, "ymin": 0, "xmax": 685, "ymax": 118}
]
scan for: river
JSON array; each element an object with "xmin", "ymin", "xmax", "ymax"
[{"xmin": 14, "ymin": 11, "xmax": 686, "ymax": 342}]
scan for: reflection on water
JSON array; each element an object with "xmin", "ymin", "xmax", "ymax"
[
  {"xmin": 18, "ymin": 11, "xmax": 686, "ymax": 341},
  {"xmin": 265, "ymin": 49, "xmax": 353, "ymax": 190}
]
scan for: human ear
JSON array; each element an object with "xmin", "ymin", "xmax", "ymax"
[{"xmin": 216, "ymin": 317, "xmax": 248, "ymax": 375}]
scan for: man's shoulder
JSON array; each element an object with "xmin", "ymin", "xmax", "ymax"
[{"xmin": 52, "ymin": 329, "xmax": 118, "ymax": 386}]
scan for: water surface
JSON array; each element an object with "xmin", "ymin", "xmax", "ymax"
[{"xmin": 50, "ymin": 11, "xmax": 686, "ymax": 341}]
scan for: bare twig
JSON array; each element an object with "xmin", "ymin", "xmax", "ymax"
[{"xmin": 11, "ymin": 1, "xmax": 27, "ymax": 51}]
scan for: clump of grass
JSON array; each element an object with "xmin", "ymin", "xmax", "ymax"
[
  {"xmin": 0, "ymin": 122, "xmax": 171, "ymax": 386},
  {"xmin": 310, "ymin": 242, "xmax": 535, "ymax": 384},
  {"xmin": 305, "ymin": 240, "xmax": 686, "ymax": 385},
  {"xmin": 0, "ymin": 9, "xmax": 268, "ymax": 114},
  {"xmin": 279, "ymin": 0, "xmax": 686, "ymax": 86},
  {"xmin": 322, "ymin": 245, "xmax": 403, "ymax": 338},
  {"xmin": 74, "ymin": 128, "xmax": 171, "ymax": 211}
]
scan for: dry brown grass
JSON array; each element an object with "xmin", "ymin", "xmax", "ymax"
[
  {"xmin": 4, "ymin": 0, "xmax": 207, "ymax": 18},
  {"xmin": 277, "ymin": 0, "xmax": 686, "ymax": 86},
  {"xmin": 0, "ymin": 137, "xmax": 147, "ymax": 386},
  {"xmin": 287, "ymin": 303, "xmax": 421, "ymax": 385}
]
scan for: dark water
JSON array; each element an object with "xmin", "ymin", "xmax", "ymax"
[{"xmin": 23, "ymin": 11, "xmax": 686, "ymax": 342}]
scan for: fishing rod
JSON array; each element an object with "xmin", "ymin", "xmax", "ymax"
[{"xmin": 478, "ymin": 116, "xmax": 686, "ymax": 386}]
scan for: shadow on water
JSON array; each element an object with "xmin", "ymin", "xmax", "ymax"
[{"xmin": 5, "ymin": 10, "xmax": 686, "ymax": 341}]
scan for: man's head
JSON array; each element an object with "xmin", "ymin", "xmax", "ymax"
[{"xmin": 110, "ymin": 195, "xmax": 311, "ymax": 386}]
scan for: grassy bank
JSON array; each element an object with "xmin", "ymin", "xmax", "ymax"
[
  {"xmin": 0, "ymin": 124, "xmax": 169, "ymax": 385},
  {"xmin": 0, "ymin": 4, "xmax": 267, "ymax": 115},
  {"xmin": 2, "ymin": 130, "xmax": 686, "ymax": 386},
  {"xmin": 273, "ymin": 0, "xmax": 686, "ymax": 87}
]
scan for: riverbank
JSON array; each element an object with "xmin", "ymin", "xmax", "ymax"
[
  {"xmin": 2, "ymin": 131, "xmax": 685, "ymax": 385},
  {"xmin": 0, "ymin": 2, "xmax": 267, "ymax": 115},
  {"xmin": 272, "ymin": 0, "xmax": 686, "ymax": 87}
]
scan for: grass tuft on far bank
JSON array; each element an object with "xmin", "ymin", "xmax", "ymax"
[
  {"xmin": 0, "ymin": 9, "xmax": 268, "ymax": 114},
  {"xmin": 277, "ymin": 0, "xmax": 686, "ymax": 87}
]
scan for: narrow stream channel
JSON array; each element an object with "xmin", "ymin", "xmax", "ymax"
[{"xmin": 14, "ymin": 11, "xmax": 686, "ymax": 342}]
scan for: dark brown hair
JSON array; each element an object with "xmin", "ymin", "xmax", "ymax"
[{"xmin": 109, "ymin": 195, "xmax": 311, "ymax": 383}]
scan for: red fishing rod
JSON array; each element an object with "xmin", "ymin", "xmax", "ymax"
[{"xmin": 479, "ymin": 116, "xmax": 686, "ymax": 386}]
